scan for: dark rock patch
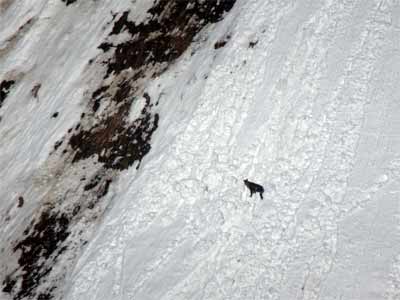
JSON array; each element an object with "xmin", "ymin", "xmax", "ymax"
[
  {"xmin": 2, "ymin": 276, "xmax": 16, "ymax": 294},
  {"xmin": 51, "ymin": 112, "xmax": 59, "ymax": 118},
  {"xmin": 38, "ymin": 292, "xmax": 53, "ymax": 300},
  {"xmin": 68, "ymin": 0, "xmax": 236, "ymax": 171},
  {"xmin": 53, "ymin": 140, "xmax": 63, "ymax": 151},
  {"xmin": 0, "ymin": 80, "xmax": 15, "ymax": 108},
  {"xmin": 214, "ymin": 35, "xmax": 231, "ymax": 49},
  {"xmin": 17, "ymin": 196, "xmax": 24, "ymax": 208},
  {"xmin": 31, "ymin": 83, "xmax": 41, "ymax": 99},
  {"xmin": 72, "ymin": 205, "xmax": 81, "ymax": 216},
  {"xmin": 98, "ymin": 42, "xmax": 113, "ymax": 53},
  {"xmin": 2, "ymin": 209, "xmax": 70, "ymax": 300},
  {"xmin": 214, "ymin": 40, "xmax": 227, "ymax": 49},
  {"xmin": 83, "ymin": 174, "xmax": 102, "ymax": 191},
  {"xmin": 102, "ymin": 0, "xmax": 236, "ymax": 78},
  {"xmin": 69, "ymin": 92, "xmax": 159, "ymax": 170},
  {"xmin": 92, "ymin": 85, "xmax": 109, "ymax": 100},
  {"xmin": 18, "ymin": 18, "xmax": 34, "ymax": 32},
  {"xmin": 61, "ymin": 0, "xmax": 77, "ymax": 6},
  {"xmin": 99, "ymin": 179, "xmax": 112, "ymax": 198},
  {"xmin": 215, "ymin": 35, "xmax": 232, "ymax": 49},
  {"xmin": 85, "ymin": 178, "xmax": 113, "ymax": 210}
]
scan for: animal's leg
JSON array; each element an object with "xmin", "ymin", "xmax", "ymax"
[
  {"xmin": 260, "ymin": 192, "xmax": 263, "ymax": 200},
  {"xmin": 250, "ymin": 191, "xmax": 253, "ymax": 197}
]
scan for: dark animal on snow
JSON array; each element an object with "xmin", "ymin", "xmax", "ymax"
[{"xmin": 244, "ymin": 179, "xmax": 264, "ymax": 200}]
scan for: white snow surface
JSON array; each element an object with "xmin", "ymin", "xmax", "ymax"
[{"xmin": 1, "ymin": 0, "xmax": 400, "ymax": 299}]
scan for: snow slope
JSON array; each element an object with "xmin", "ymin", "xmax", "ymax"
[{"xmin": 1, "ymin": 0, "xmax": 400, "ymax": 299}]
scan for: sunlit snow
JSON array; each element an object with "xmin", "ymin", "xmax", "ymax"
[{"xmin": 1, "ymin": 0, "xmax": 400, "ymax": 300}]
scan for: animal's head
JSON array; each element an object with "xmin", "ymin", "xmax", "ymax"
[{"xmin": 244, "ymin": 179, "xmax": 248, "ymax": 183}]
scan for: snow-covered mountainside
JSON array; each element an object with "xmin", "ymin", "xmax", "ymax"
[{"xmin": 1, "ymin": 0, "xmax": 400, "ymax": 299}]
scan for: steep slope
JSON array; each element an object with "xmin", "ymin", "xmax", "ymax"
[
  {"xmin": 0, "ymin": 0, "xmax": 235, "ymax": 299},
  {"xmin": 1, "ymin": 0, "xmax": 400, "ymax": 300}
]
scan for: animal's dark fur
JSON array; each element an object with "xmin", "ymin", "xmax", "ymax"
[{"xmin": 244, "ymin": 179, "xmax": 264, "ymax": 199}]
